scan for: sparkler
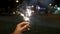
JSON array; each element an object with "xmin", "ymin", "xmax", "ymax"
[
  {"xmin": 20, "ymin": 13, "xmax": 30, "ymax": 21},
  {"xmin": 20, "ymin": 6, "xmax": 34, "ymax": 21}
]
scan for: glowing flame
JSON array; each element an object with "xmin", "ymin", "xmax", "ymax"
[
  {"xmin": 24, "ymin": 17, "xmax": 29, "ymax": 21},
  {"xmin": 20, "ymin": 6, "xmax": 34, "ymax": 21},
  {"xmin": 20, "ymin": 13, "xmax": 25, "ymax": 17},
  {"xmin": 20, "ymin": 13, "xmax": 29, "ymax": 21},
  {"xmin": 26, "ymin": 9, "xmax": 32, "ymax": 17}
]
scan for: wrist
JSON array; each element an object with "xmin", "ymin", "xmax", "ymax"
[
  {"xmin": 11, "ymin": 29, "xmax": 22, "ymax": 34},
  {"xmin": 11, "ymin": 31, "xmax": 22, "ymax": 34}
]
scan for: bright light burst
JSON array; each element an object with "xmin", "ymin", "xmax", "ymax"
[
  {"xmin": 20, "ymin": 6, "xmax": 34, "ymax": 21},
  {"xmin": 20, "ymin": 13, "xmax": 29, "ymax": 21},
  {"xmin": 24, "ymin": 17, "xmax": 29, "ymax": 21},
  {"xmin": 16, "ymin": 0, "xmax": 19, "ymax": 3},
  {"xmin": 20, "ymin": 13, "xmax": 25, "ymax": 17},
  {"xmin": 26, "ymin": 8, "xmax": 32, "ymax": 17}
]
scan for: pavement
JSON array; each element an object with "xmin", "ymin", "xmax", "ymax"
[{"xmin": 0, "ymin": 15, "xmax": 60, "ymax": 34}]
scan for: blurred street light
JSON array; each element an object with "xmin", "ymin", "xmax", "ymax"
[
  {"xmin": 57, "ymin": 7, "xmax": 60, "ymax": 10},
  {"xmin": 16, "ymin": 0, "xmax": 19, "ymax": 3},
  {"xmin": 49, "ymin": 4, "xmax": 52, "ymax": 6},
  {"xmin": 13, "ymin": 12, "xmax": 15, "ymax": 14},
  {"xmin": 32, "ymin": 5, "xmax": 34, "ymax": 7}
]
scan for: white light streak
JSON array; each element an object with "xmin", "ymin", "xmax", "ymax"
[
  {"xmin": 20, "ymin": 13, "xmax": 29, "ymax": 21},
  {"xmin": 24, "ymin": 17, "xmax": 29, "ymax": 21},
  {"xmin": 20, "ymin": 6, "xmax": 34, "ymax": 21},
  {"xmin": 20, "ymin": 13, "xmax": 25, "ymax": 17},
  {"xmin": 26, "ymin": 8, "xmax": 32, "ymax": 17}
]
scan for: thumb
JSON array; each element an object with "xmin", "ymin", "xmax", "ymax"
[{"xmin": 21, "ymin": 23, "xmax": 29, "ymax": 30}]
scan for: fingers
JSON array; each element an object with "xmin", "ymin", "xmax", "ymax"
[
  {"xmin": 16, "ymin": 22, "xmax": 30, "ymax": 32},
  {"xmin": 20, "ymin": 22, "xmax": 30, "ymax": 27},
  {"xmin": 21, "ymin": 22, "xmax": 30, "ymax": 30},
  {"xmin": 22, "ymin": 27, "xmax": 30, "ymax": 32},
  {"xmin": 17, "ymin": 22, "xmax": 30, "ymax": 30},
  {"xmin": 11, "ymin": 22, "xmax": 30, "ymax": 34},
  {"xmin": 18, "ymin": 22, "xmax": 29, "ymax": 26}
]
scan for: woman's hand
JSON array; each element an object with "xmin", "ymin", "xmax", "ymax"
[{"xmin": 11, "ymin": 22, "xmax": 30, "ymax": 34}]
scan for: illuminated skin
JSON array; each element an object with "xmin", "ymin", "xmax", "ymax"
[{"xmin": 11, "ymin": 22, "xmax": 30, "ymax": 34}]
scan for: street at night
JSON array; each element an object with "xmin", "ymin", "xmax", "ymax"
[
  {"xmin": 0, "ymin": 0, "xmax": 60, "ymax": 34},
  {"xmin": 0, "ymin": 15, "xmax": 60, "ymax": 34}
]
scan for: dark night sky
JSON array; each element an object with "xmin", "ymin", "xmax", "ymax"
[
  {"xmin": 0, "ymin": 0, "xmax": 60, "ymax": 7},
  {"xmin": 54, "ymin": 0, "xmax": 60, "ymax": 6},
  {"xmin": 0, "ymin": 0, "xmax": 60, "ymax": 8},
  {"xmin": 0, "ymin": 0, "xmax": 23, "ymax": 8}
]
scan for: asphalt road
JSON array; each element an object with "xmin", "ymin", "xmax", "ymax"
[{"xmin": 0, "ymin": 15, "xmax": 60, "ymax": 34}]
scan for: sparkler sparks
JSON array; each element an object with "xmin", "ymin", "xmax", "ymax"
[
  {"xmin": 20, "ymin": 13, "xmax": 25, "ymax": 17},
  {"xmin": 20, "ymin": 13, "xmax": 30, "ymax": 21},
  {"xmin": 24, "ymin": 17, "xmax": 29, "ymax": 21},
  {"xmin": 26, "ymin": 8, "xmax": 32, "ymax": 17},
  {"xmin": 20, "ymin": 6, "xmax": 34, "ymax": 21}
]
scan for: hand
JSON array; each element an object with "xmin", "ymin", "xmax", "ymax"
[{"xmin": 11, "ymin": 22, "xmax": 30, "ymax": 34}]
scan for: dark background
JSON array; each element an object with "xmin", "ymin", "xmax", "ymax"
[
  {"xmin": 0, "ymin": 0, "xmax": 60, "ymax": 34},
  {"xmin": 0, "ymin": 0, "xmax": 60, "ymax": 8},
  {"xmin": 0, "ymin": 15, "xmax": 60, "ymax": 34}
]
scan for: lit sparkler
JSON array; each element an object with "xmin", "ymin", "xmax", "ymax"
[
  {"xmin": 20, "ymin": 6, "xmax": 34, "ymax": 21},
  {"xmin": 20, "ymin": 13, "xmax": 30, "ymax": 21}
]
